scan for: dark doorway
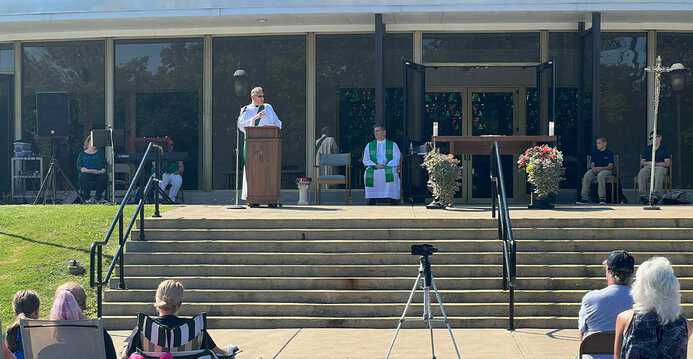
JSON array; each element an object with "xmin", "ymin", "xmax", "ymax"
[{"xmin": 0, "ymin": 74, "xmax": 13, "ymax": 196}]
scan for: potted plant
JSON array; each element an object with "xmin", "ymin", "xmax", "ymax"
[
  {"xmin": 422, "ymin": 148, "xmax": 463, "ymax": 208},
  {"xmin": 517, "ymin": 144, "xmax": 565, "ymax": 209}
]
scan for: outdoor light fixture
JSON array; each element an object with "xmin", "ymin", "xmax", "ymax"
[
  {"xmin": 671, "ymin": 63, "xmax": 686, "ymax": 92},
  {"xmin": 233, "ymin": 67, "xmax": 248, "ymax": 97}
]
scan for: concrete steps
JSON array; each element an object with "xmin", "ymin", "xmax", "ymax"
[{"xmin": 102, "ymin": 216, "xmax": 693, "ymax": 330}]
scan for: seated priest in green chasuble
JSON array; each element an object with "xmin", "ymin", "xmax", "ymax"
[{"xmin": 363, "ymin": 124, "xmax": 401, "ymax": 205}]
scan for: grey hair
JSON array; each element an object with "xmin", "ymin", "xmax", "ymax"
[
  {"xmin": 631, "ymin": 257, "xmax": 681, "ymax": 325},
  {"xmin": 597, "ymin": 136, "xmax": 608, "ymax": 143},
  {"xmin": 251, "ymin": 87, "xmax": 263, "ymax": 96},
  {"xmin": 608, "ymin": 269, "xmax": 633, "ymax": 286}
]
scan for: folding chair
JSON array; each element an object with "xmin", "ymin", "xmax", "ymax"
[
  {"xmin": 130, "ymin": 313, "xmax": 237, "ymax": 359},
  {"xmin": 314, "ymin": 153, "xmax": 351, "ymax": 204},
  {"xmin": 19, "ymin": 318, "xmax": 106, "ymax": 359},
  {"xmin": 578, "ymin": 331, "xmax": 615, "ymax": 359}
]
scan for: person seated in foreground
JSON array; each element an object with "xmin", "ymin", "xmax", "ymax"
[
  {"xmin": 121, "ymin": 280, "xmax": 237, "ymax": 358},
  {"xmin": 54, "ymin": 282, "xmax": 117, "ymax": 359},
  {"xmin": 363, "ymin": 124, "xmax": 401, "ymax": 205},
  {"xmin": 577, "ymin": 136, "xmax": 614, "ymax": 205},
  {"xmin": 577, "ymin": 250, "xmax": 634, "ymax": 359},
  {"xmin": 77, "ymin": 134, "xmax": 109, "ymax": 204},
  {"xmin": 6, "ymin": 290, "xmax": 40, "ymax": 359},
  {"xmin": 615, "ymin": 257, "xmax": 693, "ymax": 358}
]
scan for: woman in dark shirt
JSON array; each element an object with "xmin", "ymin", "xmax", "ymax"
[{"xmin": 76, "ymin": 135, "xmax": 108, "ymax": 203}]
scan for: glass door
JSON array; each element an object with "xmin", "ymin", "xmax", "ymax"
[
  {"xmin": 425, "ymin": 87, "xmax": 521, "ymax": 202},
  {"xmin": 467, "ymin": 89, "xmax": 517, "ymax": 202}
]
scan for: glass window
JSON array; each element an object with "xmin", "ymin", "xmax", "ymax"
[
  {"xmin": 423, "ymin": 33, "xmax": 540, "ymax": 63},
  {"xmin": 115, "ymin": 38, "xmax": 203, "ymax": 190},
  {"xmin": 316, "ymin": 34, "xmax": 412, "ymax": 189},
  {"xmin": 316, "ymin": 34, "xmax": 374, "ymax": 188},
  {"xmin": 0, "ymin": 44, "xmax": 13, "ymax": 73},
  {"xmin": 657, "ymin": 33, "xmax": 693, "ymax": 188},
  {"xmin": 212, "ymin": 35, "xmax": 306, "ymax": 190},
  {"xmin": 549, "ymin": 32, "xmax": 580, "ymax": 188},
  {"xmin": 599, "ymin": 33, "xmax": 647, "ymax": 183},
  {"xmin": 22, "ymin": 41, "xmax": 105, "ymax": 185}
]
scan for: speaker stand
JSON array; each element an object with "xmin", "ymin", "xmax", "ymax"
[{"xmin": 33, "ymin": 138, "xmax": 84, "ymax": 205}]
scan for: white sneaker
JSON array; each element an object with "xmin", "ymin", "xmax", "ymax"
[{"xmin": 598, "ymin": 200, "xmax": 607, "ymax": 205}]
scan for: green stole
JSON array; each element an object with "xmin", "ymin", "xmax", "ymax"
[
  {"xmin": 244, "ymin": 104, "xmax": 265, "ymax": 162},
  {"xmin": 365, "ymin": 140, "xmax": 394, "ymax": 188}
]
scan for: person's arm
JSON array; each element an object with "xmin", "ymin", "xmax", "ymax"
[
  {"xmin": 614, "ymin": 309, "xmax": 633, "ymax": 359},
  {"xmin": 658, "ymin": 158, "xmax": 671, "ymax": 168},
  {"xmin": 363, "ymin": 145, "xmax": 375, "ymax": 167},
  {"xmin": 387, "ymin": 143, "xmax": 401, "ymax": 168},
  {"xmin": 265, "ymin": 105, "xmax": 282, "ymax": 129},
  {"xmin": 237, "ymin": 106, "xmax": 256, "ymax": 133},
  {"xmin": 175, "ymin": 161, "xmax": 184, "ymax": 175},
  {"xmin": 687, "ymin": 319, "xmax": 693, "ymax": 339},
  {"xmin": 4, "ymin": 340, "xmax": 17, "ymax": 359}
]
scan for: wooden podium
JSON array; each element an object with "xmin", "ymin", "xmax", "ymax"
[{"xmin": 245, "ymin": 126, "xmax": 282, "ymax": 206}]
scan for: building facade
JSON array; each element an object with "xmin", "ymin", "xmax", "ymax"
[{"xmin": 1, "ymin": 1, "xmax": 692, "ymax": 202}]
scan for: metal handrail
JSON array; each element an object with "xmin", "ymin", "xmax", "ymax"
[
  {"xmin": 490, "ymin": 141, "xmax": 517, "ymax": 331},
  {"xmin": 90, "ymin": 142, "xmax": 163, "ymax": 317}
]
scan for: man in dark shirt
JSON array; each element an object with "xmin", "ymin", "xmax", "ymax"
[
  {"xmin": 578, "ymin": 137, "xmax": 614, "ymax": 205},
  {"xmin": 637, "ymin": 130, "xmax": 671, "ymax": 205}
]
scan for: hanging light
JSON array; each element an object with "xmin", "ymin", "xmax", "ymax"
[{"xmin": 670, "ymin": 63, "xmax": 686, "ymax": 92}]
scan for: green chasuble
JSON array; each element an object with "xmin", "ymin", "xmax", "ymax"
[{"xmin": 365, "ymin": 140, "xmax": 395, "ymax": 187}]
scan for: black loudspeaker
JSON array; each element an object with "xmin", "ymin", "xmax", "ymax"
[{"xmin": 36, "ymin": 92, "xmax": 68, "ymax": 137}]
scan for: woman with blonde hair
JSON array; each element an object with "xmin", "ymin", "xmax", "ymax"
[
  {"xmin": 615, "ymin": 257, "xmax": 693, "ymax": 358},
  {"xmin": 122, "ymin": 280, "xmax": 236, "ymax": 359}
]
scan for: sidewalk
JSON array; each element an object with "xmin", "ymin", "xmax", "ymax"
[{"xmin": 110, "ymin": 328, "xmax": 583, "ymax": 358}]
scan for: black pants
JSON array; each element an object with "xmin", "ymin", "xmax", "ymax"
[{"xmin": 80, "ymin": 172, "xmax": 108, "ymax": 199}]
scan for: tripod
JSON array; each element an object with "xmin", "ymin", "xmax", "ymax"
[
  {"xmin": 385, "ymin": 246, "xmax": 461, "ymax": 359},
  {"xmin": 33, "ymin": 138, "xmax": 84, "ymax": 205}
]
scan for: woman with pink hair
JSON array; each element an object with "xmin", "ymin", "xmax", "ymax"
[{"xmin": 49, "ymin": 290, "xmax": 87, "ymax": 321}]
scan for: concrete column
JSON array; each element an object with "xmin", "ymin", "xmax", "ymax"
[
  {"xmin": 413, "ymin": 31, "xmax": 422, "ymax": 64},
  {"xmin": 13, "ymin": 41, "xmax": 21, "ymax": 140},
  {"xmin": 306, "ymin": 33, "xmax": 316, "ymax": 178},
  {"xmin": 647, "ymin": 30, "xmax": 656, "ymax": 133},
  {"xmin": 105, "ymin": 38, "xmax": 114, "ymax": 129},
  {"xmin": 540, "ymin": 30, "xmax": 549, "ymax": 135},
  {"xmin": 203, "ymin": 35, "xmax": 213, "ymax": 191}
]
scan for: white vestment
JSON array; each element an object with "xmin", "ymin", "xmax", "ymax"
[
  {"xmin": 362, "ymin": 140, "xmax": 401, "ymax": 199},
  {"xmin": 315, "ymin": 135, "xmax": 339, "ymax": 189},
  {"xmin": 238, "ymin": 103, "xmax": 282, "ymax": 200}
]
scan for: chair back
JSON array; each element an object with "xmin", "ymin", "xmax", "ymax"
[
  {"xmin": 136, "ymin": 313, "xmax": 209, "ymax": 353},
  {"xmin": 19, "ymin": 318, "xmax": 106, "ymax": 359},
  {"xmin": 318, "ymin": 153, "xmax": 350, "ymax": 167},
  {"xmin": 578, "ymin": 331, "xmax": 615, "ymax": 358},
  {"xmin": 135, "ymin": 348, "xmax": 222, "ymax": 359}
]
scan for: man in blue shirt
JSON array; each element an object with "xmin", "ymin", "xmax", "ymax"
[
  {"xmin": 578, "ymin": 250, "xmax": 635, "ymax": 359},
  {"xmin": 637, "ymin": 130, "xmax": 671, "ymax": 205},
  {"xmin": 578, "ymin": 137, "xmax": 614, "ymax": 205}
]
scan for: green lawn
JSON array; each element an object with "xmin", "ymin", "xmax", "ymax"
[{"xmin": 0, "ymin": 205, "xmax": 173, "ymax": 327}]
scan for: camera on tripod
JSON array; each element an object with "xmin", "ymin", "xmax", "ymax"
[{"xmin": 411, "ymin": 244, "xmax": 437, "ymax": 256}]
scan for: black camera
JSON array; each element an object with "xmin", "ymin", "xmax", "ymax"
[{"xmin": 411, "ymin": 244, "xmax": 437, "ymax": 256}]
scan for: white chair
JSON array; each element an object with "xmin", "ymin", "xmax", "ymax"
[{"xmin": 19, "ymin": 318, "xmax": 106, "ymax": 359}]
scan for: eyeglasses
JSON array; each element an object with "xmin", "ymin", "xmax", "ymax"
[
  {"xmin": 255, "ymin": 95, "xmax": 264, "ymax": 98},
  {"xmin": 649, "ymin": 135, "xmax": 662, "ymax": 140}
]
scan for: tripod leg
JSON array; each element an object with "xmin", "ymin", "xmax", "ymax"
[
  {"xmin": 431, "ymin": 276, "xmax": 461, "ymax": 359},
  {"xmin": 424, "ymin": 287, "xmax": 436, "ymax": 359},
  {"xmin": 55, "ymin": 163, "xmax": 85, "ymax": 203},
  {"xmin": 33, "ymin": 163, "xmax": 55, "ymax": 205},
  {"xmin": 385, "ymin": 271, "xmax": 422, "ymax": 359}
]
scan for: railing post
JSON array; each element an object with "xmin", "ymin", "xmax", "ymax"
[
  {"xmin": 154, "ymin": 147, "xmax": 161, "ymax": 217},
  {"xmin": 97, "ymin": 245, "xmax": 103, "ymax": 317},
  {"xmin": 118, "ymin": 213, "xmax": 126, "ymax": 290},
  {"xmin": 139, "ymin": 199, "xmax": 146, "ymax": 241},
  {"xmin": 509, "ymin": 286, "xmax": 515, "ymax": 331}
]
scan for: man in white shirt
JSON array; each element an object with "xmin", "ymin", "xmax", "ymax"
[
  {"xmin": 237, "ymin": 87, "xmax": 282, "ymax": 207},
  {"xmin": 363, "ymin": 124, "xmax": 400, "ymax": 205}
]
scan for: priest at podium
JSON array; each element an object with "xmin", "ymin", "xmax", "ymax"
[
  {"xmin": 363, "ymin": 124, "xmax": 401, "ymax": 205},
  {"xmin": 238, "ymin": 86, "xmax": 282, "ymax": 204}
]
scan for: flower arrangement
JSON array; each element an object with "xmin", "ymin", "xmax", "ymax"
[
  {"xmin": 422, "ymin": 148, "xmax": 463, "ymax": 207},
  {"xmin": 517, "ymin": 144, "xmax": 565, "ymax": 201}
]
